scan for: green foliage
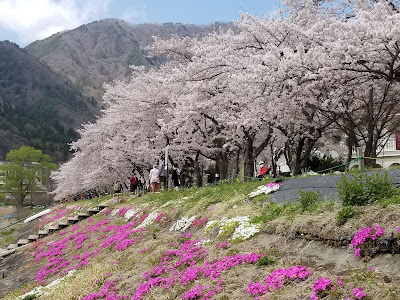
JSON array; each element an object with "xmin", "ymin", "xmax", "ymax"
[
  {"xmin": 0, "ymin": 146, "xmax": 57, "ymax": 206},
  {"xmin": 307, "ymin": 154, "xmax": 345, "ymax": 173},
  {"xmin": 218, "ymin": 221, "xmax": 239, "ymax": 240},
  {"xmin": 250, "ymin": 202, "xmax": 284, "ymax": 224},
  {"xmin": 22, "ymin": 294, "xmax": 38, "ymax": 300},
  {"xmin": 296, "ymin": 189, "xmax": 321, "ymax": 212},
  {"xmin": 337, "ymin": 172, "xmax": 396, "ymax": 206},
  {"xmin": 336, "ymin": 205, "xmax": 355, "ymax": 226},
  {"xmin": 256, "ymin": 256, "xmax": 277, "ymax": 267},
  {"xmin": 0, "ymin": 228, "xmax": 14, "ymax": 236}
]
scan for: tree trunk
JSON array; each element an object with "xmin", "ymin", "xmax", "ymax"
[
  {"xmin": 243, "ymin": 133, "xmax": 255, "ymax": 180},
  {"xmin": 216, "ymin": 150, "xmax": 229, "ymax": 180},
  {"xmin": 194, "ymin": 151, "xmax": 203, "ymax": 187}
]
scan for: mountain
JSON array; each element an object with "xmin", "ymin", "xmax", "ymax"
[
  {"xmin": 0, "ymin": 20, "xmax": 233, "ymax": 161},
  {"xmin": 25, "ymin": 19, "xmax": 234, "ymax": 107},
  {"xmin": 0, "ymin": 41, "xmax": 94, "ymax": 161}
]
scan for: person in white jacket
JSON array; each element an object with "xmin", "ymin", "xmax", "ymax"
[{"xmin": 149, "ymin": 165, "xmax": 160, "ymax": 193}]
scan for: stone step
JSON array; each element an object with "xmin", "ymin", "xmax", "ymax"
[
  {"xmin": 98, "ymin": 204, "xmax": 109, "ymax": 210},
  {"xmin": 28, "ymin": 235, "xmax": 39, "ymax": 242},
  {"xmin": 17, "ymin": 239, "xmax": 29, "ymax": 246},
  {"xmin": 68, "ymin": 216, "xmax": 79, "ymax": 223},
  {"xmin": 38, "ymin": 229, "xmax": 49, "ymax": 238},
  {"xmin": 7, "ymin": 244, "xmax": 18, "ymax": 250},
  {"xmin": 58, "ymin": 220, "xmax": 69, "ymax": 228},
  {"xmin": 77, "ymin": 213, "xmax": 90, "ymax": 220},
  {"xmin": 88, "ymin": 208, "xmax": 100, "ymax": 215},
  {"xmin": 48, "ymin": 225, "xmax": 59, "ymax": 233}
]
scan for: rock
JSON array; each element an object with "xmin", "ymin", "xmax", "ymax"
[{"xmin": 383, "ymin": 275, "xmax": 392, "ymax": 283}]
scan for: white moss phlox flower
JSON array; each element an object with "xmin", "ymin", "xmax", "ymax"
[
  {"xmin": 124, "ymin": 207, "xmax": 141, "ymax": 221},
  {"xmin": 111, "ymin": 208, "xmax": 120, "ymax": 216},
  {"xmin": 19, "ymin": 270, "xmax": 76, "ymax": 299},
  {"xmin": 249, "ymin": 183, "xmax": 281, "ymax": 198},
  {"xmin": 231, "ymin": 222, "xmax": 262, "ymax": 241},
  {"xmin": 137, "ymin": 211, "xmax": 159, "ymax": 228},
  {"xmin": 204, "ymin": 216, "xmax": 262, "ymax": 241},
  {"xmin": 170, "ymin": 216, "xmax": 196, "ymax": 231},
  {"xmin": 160, "ymin": 198, "xmax": 184, "ymax": 208},
  {"xmin": 196, "ymin": 239, "xmax": 212, "ymax": 246},
  {"xmin": 204, "ymin": 220, "xmax": 219, "ymax": 232}
]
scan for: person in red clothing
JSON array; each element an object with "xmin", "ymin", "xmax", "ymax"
[
  {"xmin": 258, "ymin": 161, "xmax": 269, "ymax": 179},
  {"xmin": 130, "ymin": 175, "xmax": 138, "ymax": 192}
]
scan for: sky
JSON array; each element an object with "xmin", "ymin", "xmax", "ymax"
[{"xmin": 0, "ymin": 0, "xmax": 281, "ymax": 47}]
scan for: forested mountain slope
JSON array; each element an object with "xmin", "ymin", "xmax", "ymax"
[
  {"xmin": 25, "ymin": 19, "xmax": 233, "ymax": 107},
  {"xmin": 0, "ymin": 41, "xmax": 94, "ymax": 161}
]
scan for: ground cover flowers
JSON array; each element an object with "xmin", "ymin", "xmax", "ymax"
[
  {"xmin": 309, "ymin": 276, "xmax": 368, "ymax": 300},
  {"xmin": 351, "ymin": 224, "xmax": 384, "ymax": 257},
  {"xmin": 33, "ymin": 215, "xmax": 147, "ymax": 283},
  {"xmin": 37, "ymin": 205, "xmax": 82, "ymax": 228},
  {"xmin": 204, "ymin": 216, "xmax": 262, "ymax": 241},
  {"xmin": 132, "ymin": 236, "xmax": 263, "ymax": 299},
  {"xmin": 249, "ymin": 182, "xmax": 282, "ymax": 198},
  {"xmin": 247, "ymin": 265, "xmax": 312, "ymax": 298}
]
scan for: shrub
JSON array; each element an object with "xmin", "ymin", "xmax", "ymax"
[
  {"xmin": 256, "ymin": 256, "xmax": 277, "ymax": 267},
  {"xmin": 336, "ymin": 173, "xmax": 368, "ymax": 206},
  {"xmin": 365, "ymin": 172, "xmax": 396, "ymax": 201},
  {"xmin": 337, "ymin": 172, "xmax": 395, "ymax": 206},
  {"xmin": 296, "ymin": 189, "xmax": 321, "ymax": 212},
  {"xmin": 337, "ymin": 205, "xmax": 355, "ymax": 226}
]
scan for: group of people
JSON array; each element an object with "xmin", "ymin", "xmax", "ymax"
[
  {"xmin": 149, "ymin": 161, "xmax": 181, "ymax": 193},
  {"xmin": 111, "ymin": 162, "xmax": 181, "ymax": 195}
]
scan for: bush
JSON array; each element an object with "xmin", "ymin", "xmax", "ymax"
[
  {"xmin": 256, "ymin": 256, "xmax": 277, "ymax": 267},
  {"xmin": 336, "ymin": 205, "xmax": 355, "ymax": 226},
  {"xmin": 296, "ymin": 189, "xmax": 321, "ymax": 212},
  {"xmin": 337, "ymin": 172, "xmax": 396, "ymax": 206}
]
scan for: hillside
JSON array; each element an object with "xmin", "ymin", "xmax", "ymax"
[
  {"xmin": 0, "ymin": 41, "xmax": 94, "ymax": 161},
  {"xmin": 25, "ymin": 19, "xmax": 234, "ymax": 107},
  {"xmin": 1, "ymin": 180, "xmax": 400, "ymax": 299}
]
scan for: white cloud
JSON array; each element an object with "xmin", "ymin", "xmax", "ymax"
[{"xmin": 0, "ymin": 0, "xmax": 111, "ymax": 44}]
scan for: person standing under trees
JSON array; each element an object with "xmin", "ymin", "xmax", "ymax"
[
  {"xmin": 149, "ymin": 165, "xmax": 160, "ymax": 193},
  {"xmin": 130, "ymin": 175, "xmax": 138, "ymax": 193},
  {"xmin": 158, "ymin": 159, "xmax": 166, "ymax": 189},
  {"xmin": 258, "ymin": 161, "xmax": 269, "ymax": 179},
  {"xmin": 113, "ymin": 181, "xmax": 123, "ymax": 203},
  {"xmin": 172, "ymin": 165, "xmax": 181, "ymax": 190}
]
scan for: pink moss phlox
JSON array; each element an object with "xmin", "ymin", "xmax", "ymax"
[
  {"xmin": 181, "ymin": 282, "xmax": 223, "ymax": 300},
  {"xmin": 182, "ymin": 232, "xmax": 192, "ymax": 238},
  {"xmin": 191, "ymin": 217, "xmax": 208, "ymax": 228},
  {"xmin": 215, "ymin": 241, "xmax": 232, "ymax": 249},
  {"xmin": 396, "ymin": 227, "xmax": 400, "ymax": 233},
  {"xmin": 312, "ymin": 277, "xmax": 331, "ymax": 293},
  {"xmin": 265, "ymin": 182, "xmax": 281, "ymax": 189},
  {"xmin": 352, "ymin": 287, "xmax": 367, "ymax": 299},
  {"xmin": 118, "ymin": 207, "xmax": 131, "ymax": 217},
  {"xmin": 140, "ymin": 248, "xmax": 148, "ymax": 253},
  {"xmin": 134, "ymin": 239, "xmax": 263, "ymax": 300},
  {"xmin": 154, "ymin": 212, "xmax": 165, "ymax": 223},
  {"xmin": 81, "ymin": 280, "xmax": 129, "ymax": 300},
  {"xmin": 37, "ymin": 207, "xmax": 79, "ymax": 228},
  {"xmin": 351, "ymin": 224, "xmax": 384, "ymax": 257},
  {"xmin": 34, "ymin": 219, "xmax": 145, "ymax": 283},
  {"xmin": 247, "ymin": 266, "xmax": 312, "ymax": 297}
]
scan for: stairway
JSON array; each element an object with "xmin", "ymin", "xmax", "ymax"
[{"xmin": 0, "ymin": 204, "xmax": 108, "ymax": 258}]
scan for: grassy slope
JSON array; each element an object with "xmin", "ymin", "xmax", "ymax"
[{"xmin": 4, "ymin": 180, "xmax": 400, "ymax": 300}]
